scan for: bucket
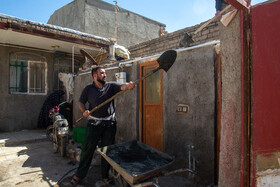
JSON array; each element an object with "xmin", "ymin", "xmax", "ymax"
[{"xmin": 73, "ymin": 127, "xmax": 86, "ymax": 143}]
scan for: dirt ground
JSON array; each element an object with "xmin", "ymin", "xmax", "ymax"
[
  {"xmin": 0, "ymin": 136, "xmax": 204, "ymax": 187},
  {"xmin": 56, "ymin": 155, "xmax": 204, "ymax": 187},
  {"xmin": 0, "ymin": 140, "xmax": 74, "ymax": 186},
  {"xmin": 0, "ymin": 139, "xmax": 107, "ymax": 187}
]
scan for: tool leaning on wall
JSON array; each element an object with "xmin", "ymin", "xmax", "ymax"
[{"xmin": 180, "ymin": 4, "xmax": 234, "ymax": 47}]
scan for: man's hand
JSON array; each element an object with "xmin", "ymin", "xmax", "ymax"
[
  {"xmin": 83, "ymin": 110, "xmax": 90, "ymax": 118},
  {"xmin": 127, "ymin": 81, "xmax": 136, "ymax": 90},
  {"xmin": 78, "ymin": 102, "xmax": 90, "ymax": 117},
  {"xmin": 215, "ymin": 10, "xmax": 221, "ymax": 18},
  {"xmin": 121, "ymin": 81, "xmax": 136, "ymax": 91}
]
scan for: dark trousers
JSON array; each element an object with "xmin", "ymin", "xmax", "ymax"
[{"xmin": 76, "ymin": 122, "xmax": 116, "ymax": 179}]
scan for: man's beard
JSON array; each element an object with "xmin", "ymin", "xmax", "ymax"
[{"xmin": 97, "ymin": 77, "xmax": 106, "ymax": 85}]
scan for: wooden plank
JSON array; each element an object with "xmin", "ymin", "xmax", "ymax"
[{"xmin": 226, "ymin": 0, "xmax": 250, "ymax": 10}]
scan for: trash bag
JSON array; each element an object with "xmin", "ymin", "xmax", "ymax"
[{"xmin": 115, "ymin": 44, "xmax": 130, "ymax": 59}]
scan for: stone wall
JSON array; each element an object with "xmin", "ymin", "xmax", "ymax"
[{"xmin": 129, "ymin": 20, "xmax": 220, "ymax": 58}]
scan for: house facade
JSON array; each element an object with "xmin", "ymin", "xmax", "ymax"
[
  {"xmin": 73, "ymin": 17, "xmax": 221, "ymax": 185},
  {"xmin": 2, "ymin": 0, "xmax": 280, "ymax": 186},
  {"xmin": 0, "ymin": 13, "xmax": 111, "ymax": 131},
  {"xmin": 73, "ymin": 0, "xmax": 280, "ymax": 186}
]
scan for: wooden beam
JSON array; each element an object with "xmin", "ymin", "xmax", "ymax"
[{"xmin": 226, "ymin": 0, "xmax": 250, "ymax": 10}]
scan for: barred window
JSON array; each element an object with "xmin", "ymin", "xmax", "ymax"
[{"xmin": 9, "ymin": 52, "xmax": 47, "ymax": 94}]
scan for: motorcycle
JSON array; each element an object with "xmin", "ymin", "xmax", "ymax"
[{"xmin": 46, "ymin": 101, "xmax": 69, "ymax": 157}]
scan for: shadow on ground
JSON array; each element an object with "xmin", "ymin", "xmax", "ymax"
[{"xmin": 0, "ymin": 140, "xmax": 77, "ymax": 186}]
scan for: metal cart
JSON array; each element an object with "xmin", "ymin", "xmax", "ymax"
[{"xmin": 97, "ymin": 140, "xmax": 196, "ymax": 187}]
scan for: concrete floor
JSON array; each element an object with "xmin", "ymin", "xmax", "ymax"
[
  {"xmin": 0, "ymin": 130, "xmax": 75, "ymax": 187},
  {"xmin": 0, "ymin": 130, "xmax": 107, "ymax": 187},
  {"xmin": 0, "ymin": 130, "xmax": 204, "ymax": 187}
]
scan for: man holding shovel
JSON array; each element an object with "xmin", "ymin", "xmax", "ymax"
[{"xmin": 71, "ymin": 66, "xmax": 135, "ymax": 186}]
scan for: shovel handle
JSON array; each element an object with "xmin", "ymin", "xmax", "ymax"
[
  {"xmin": 133, "ymin": 66, "xmax": 159, "ymax": 84},
  {"xmin": 76, "ymin": 116, "xmax": 84, "ymax": 123},
  {"xmin": 75, "ymin": 67, "xmax": 160, "ymax": 123},
  {"xmin": 75, "ymin": 90, "xmax": 126, "ymax": 123},
  {"xmin": 194, "ymin": 5, "xmax": 232, "ymax": 35}
]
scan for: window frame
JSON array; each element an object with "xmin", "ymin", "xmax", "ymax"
[{"xmin": 9, "ymin": 52, "xmax": 48, "ymax": 95}]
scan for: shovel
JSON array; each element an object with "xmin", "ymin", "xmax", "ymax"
[
  {"xmin": 180, "ymin": 5, "xmax": 232, "ymax": 47},
  {"xmin": 75, "ymin": 50, "xmax": 177, "ymax": 123}
]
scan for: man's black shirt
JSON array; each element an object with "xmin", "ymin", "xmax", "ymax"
[{"xmin": 79, "ymin": 82, "xmax": 122, "ymax": 118}]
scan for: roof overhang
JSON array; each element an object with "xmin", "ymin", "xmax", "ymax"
[{"xmin": 0, "ymin": 13, "xmax": 111, "ymax": 55}]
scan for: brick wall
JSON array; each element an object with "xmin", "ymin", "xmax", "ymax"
[{"xmin": 129, "ymin": 20, "xmax": 220, "ymax": 58}]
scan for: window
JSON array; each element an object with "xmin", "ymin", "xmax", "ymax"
[{"xmin": 9, "ymin": 52, "xmax": 47, "ymax": 94}]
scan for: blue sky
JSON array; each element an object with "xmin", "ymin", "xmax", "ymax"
[{"xmin": 0, "ymin": 0, "xmax": 268, "ymax": 33}]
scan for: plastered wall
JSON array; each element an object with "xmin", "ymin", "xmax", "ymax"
[
  {"xmin": 48, "ymin": 0, "xmax": 164, "ymax": 48},
  {"xmin": 218, "ymin": 11, "xmax": 242, "ymax": 187},
  {"xmin": 73, "ymin": 45, "xmax": 216, "ymax": 185},
  {"xmin": 0, "ymin": 46, "xmax": 54, "ymax": 131}
]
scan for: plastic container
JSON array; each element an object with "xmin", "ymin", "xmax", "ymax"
[{"xmin": 72, "ymin": 127, "xmax": 86, "ymax": 143}]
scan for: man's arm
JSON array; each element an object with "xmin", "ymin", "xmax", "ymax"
[
  {"xmin": 78, "ymin": 101, "xmax": 90, "ymax": 117},
  {"xmin": 121, "ymin": 81, "xmax": 135, "ymax": 91}
]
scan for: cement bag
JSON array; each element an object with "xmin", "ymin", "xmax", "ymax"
[{"xmin": 115, "ymin": 44, "xmax": 130, "ymax": 59}]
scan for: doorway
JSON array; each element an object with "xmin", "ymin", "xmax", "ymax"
[{"xmin": 139, "ymin": 60, "xmax": 164, "ymax": 151}]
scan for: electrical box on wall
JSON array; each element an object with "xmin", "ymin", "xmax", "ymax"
[
  {"xmin": 115, "ymin": 72, "xmax": 126, "ymax": 84},
  {"xmin": 176, "ymin": 104, "xmax": 189, "ymax": 113}
]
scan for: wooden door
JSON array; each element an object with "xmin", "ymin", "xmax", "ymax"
[{"xmin": 139, "ymin": 61, "xmax": 163, "ymax": 151}]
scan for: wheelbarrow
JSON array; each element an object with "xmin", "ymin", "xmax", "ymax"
[{"xmin": 97, "ymin": 140, "xmax": 197, "ymax": 187}]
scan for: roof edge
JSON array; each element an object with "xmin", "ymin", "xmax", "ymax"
[{"xmin": 0, "ymin": 13, "xmax": 110, "ymax": 44}]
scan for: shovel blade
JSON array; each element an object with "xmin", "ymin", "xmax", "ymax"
[{"xmin": 157, "ymin": 50, "xmax": 177, "ymax": 72}]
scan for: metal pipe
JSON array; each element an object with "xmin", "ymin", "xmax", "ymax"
[
  {"xmin": 163, "ymin": 168, "xmax": 197, "ymax": 176},
  {"xmin": 114, "ymin": 1, "xmax": 118, "ymax": 41},
  {"xmin": 75, "ymin": 40, "xmax": 220, "ymax": 76},
  {"xmin": 118, "ymin": 40, "xmax": 220, "ymax": 67},
  {"xmin": 189, "ymin": 150, "xmax": 191, "ymax": 170},
  {"xmin": 72, "ymin": 45, "xmax": 75, "ymax": 74}
]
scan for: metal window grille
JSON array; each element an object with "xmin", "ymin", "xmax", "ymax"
[
  {"xmin": 9, "ymin": 61, "xmax": 28, "ymax": 92},
  {"xmin": 9, "ymin": 53, "xmax": 47, "ymax": 94},
  {"xmin": 29, "ymin": 61, "xmax": 46, "ymax": 93}
]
